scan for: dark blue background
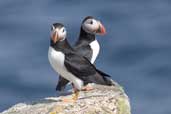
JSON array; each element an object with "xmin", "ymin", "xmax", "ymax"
[{"xmin": 0, "ymin": 0, "xmax": 171, "ymax": 114}]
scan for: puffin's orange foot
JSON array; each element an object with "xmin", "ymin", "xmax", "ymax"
[
  {"xmin": 81, "ymin": 85, "xmax": 94, "ymax": 91},
  {"xmin": 61, "ymin": 98, "xmax": 76, "ymax": 103},
  {"xmin": 61, "ymin": 91, "xmax": 79, "ymax": 103}
]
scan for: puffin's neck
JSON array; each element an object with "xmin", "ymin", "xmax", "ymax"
[
  {"xmin": 77, "ymin": 27, "xmax": 95, "ymax": 44},
  {"xmin": 50, "ymin": 39, "xmax": 73, "ymax": 52}
]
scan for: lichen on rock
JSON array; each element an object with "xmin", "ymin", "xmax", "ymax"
[{"xmin": 1, "ymin": 82, "xmax": 131, "ymax": 114}]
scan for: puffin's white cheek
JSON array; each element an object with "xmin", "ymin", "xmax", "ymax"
[
  {"xmin": 85, "ymin": 24, "xmax": 96, "ymax": 32},
  {"xmin": 58, "ymin": 32, "xmax": 66, "ymax": 41},
  {"xmin": 58, "ymin": 32, "xmax": 62, "ymax": 38},
  {"xmin": 63, "ymin": 33, "xmax": 66, "ymax": 39},
  {"xmin": 91, "ymin": 21, "xmax": 99, "ymax": 30}
]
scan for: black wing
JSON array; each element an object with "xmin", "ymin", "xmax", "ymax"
[
  {"xmin": 74, "ymin": 45, "xmax": 92, "ymax": 62},
  {"xmin": 95, "ymin": 69, "xmax": 111, "ymax": 77},
  {"xmin": 64, "ymin": 53, "xmax": 96, "ymax": 78},
  {"xmin": 64, "ymin": 53, "xmax": 114, "ymax": 86}
]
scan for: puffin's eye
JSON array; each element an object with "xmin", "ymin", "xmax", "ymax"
[
  {"xmin": 90, "ymin": 20, "xmax": 93, "ymax": 24},
  {"xmin": 51, "ymin": 26, "xmax": 53, "ymax": 31},
  {"xmin": 51, "ymin": 25, "xmax": 55, "ymax": 30},
  {"xmin": 62, "ymin": 29, "xmax": 65, "ymax": 33}
]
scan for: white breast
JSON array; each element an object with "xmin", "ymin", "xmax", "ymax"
[
  {"xmin": 89, "ymin": 40, "xmax": 100, "ymax": 63},
  {"xmin": 48, "ymin": 47, "xmax": 83, "ymax": 90}
]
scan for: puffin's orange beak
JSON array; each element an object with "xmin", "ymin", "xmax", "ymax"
[
  {"xmin": 51, "ymin": 31, "xmax": 58, "ymax": 43},
  {"xmin": 97, "ymin": 22, "xmax": 106, "ymax": 35}
]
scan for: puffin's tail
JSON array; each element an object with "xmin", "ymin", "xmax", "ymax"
[
  {"xmin": 96, "ymin": 69, "xmax": 111, "ymax": 77},
  {"xmin": 102, "ymin": 76, "xmax": 116, "ymax": 86},
  {"xmin": 96, "ymin": 69, "xmax": 115, "ymax": 86}
]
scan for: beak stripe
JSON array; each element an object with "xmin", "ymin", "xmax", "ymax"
[
  {"xmin": 52, "ymin": 31, "xmax": 58, "ymax": 43},
  {"xmin": 96, "ymin": 22, "xmax": 106, "ymax": 35}
]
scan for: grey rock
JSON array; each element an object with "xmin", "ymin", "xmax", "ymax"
[{"xmin": 1, "ymin": 82, "xmax": 131, "ymax": 114}]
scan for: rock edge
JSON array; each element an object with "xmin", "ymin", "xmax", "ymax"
[{"xmin": 1, "ymin": 82, "xmax": 131, "ymax": 114}]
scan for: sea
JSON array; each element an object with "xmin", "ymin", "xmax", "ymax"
[{"xmin": 0, "ymin": 0, "xmax": 171, "ymax": 114}]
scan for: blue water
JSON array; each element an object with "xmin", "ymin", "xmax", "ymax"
[{"xmin": 0, "ymin": 0, "xmax": 171, "ymax": 113}]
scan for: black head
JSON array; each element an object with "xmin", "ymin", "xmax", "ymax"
[
  {"xmin": 81, "ymin": 16, "xmax": 106, "ymax": 35},
  {"xmin": 82, "ymin": 16, "xmax": 94, "ymax": 23},
  {"xmin": 50, "ymin": 23, "xmax": 67, "ymax": 44}
]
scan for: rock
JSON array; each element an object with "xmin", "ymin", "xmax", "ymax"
[{"xmin": 1, "ymin": 82, "xmax": 131, "ymax": 114}]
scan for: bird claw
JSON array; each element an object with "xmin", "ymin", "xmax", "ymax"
[
  {"xmin": 61, "ymin": 98, "xmax": 76, "ymax": 103},
  {"xmin": 61, "ymin": 91, "xmax": 79, "ymax": 103},
  {"xmin": 81, "ymin": 85, "xmax": 93, "ymax": 91}
]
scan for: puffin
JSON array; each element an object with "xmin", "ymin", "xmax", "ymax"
[
  {"xmin": 56, "ymin": 16, "xmax": 107, "ymax": 91},
  {"xmin": 48, "ymin": 23, "xmax": 114, "ymax": 101}
]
